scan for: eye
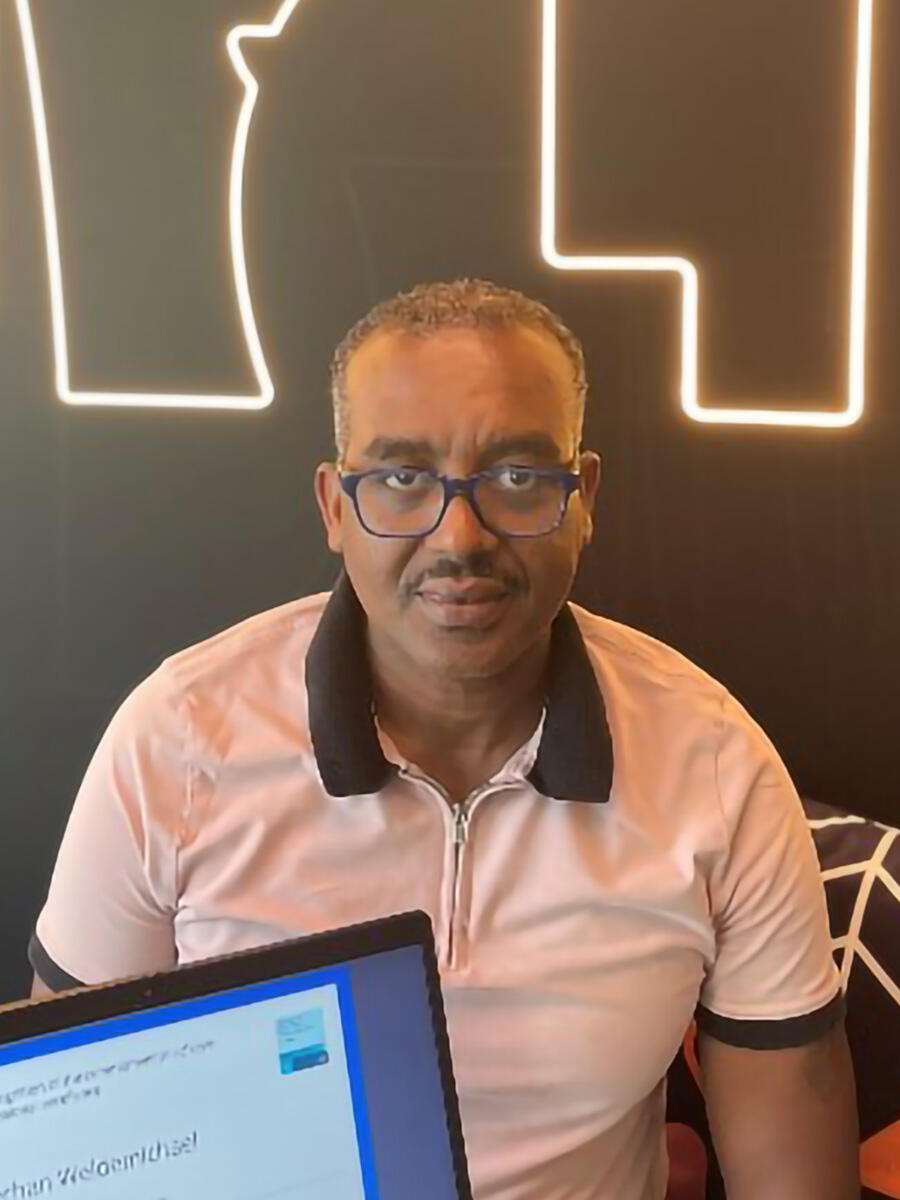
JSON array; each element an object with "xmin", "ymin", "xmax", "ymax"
[
  {"xmin": 382, "ymin": 468, "xmax": 434, "ymax": 490},
  {"xmin": 493, "ymin": 465, "xmax": 540, "ymax": 490}
]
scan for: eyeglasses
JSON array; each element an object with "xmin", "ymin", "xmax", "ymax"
[{"xmin": 338, "ymin": 465, "xmax": 582, "ymax": 538}]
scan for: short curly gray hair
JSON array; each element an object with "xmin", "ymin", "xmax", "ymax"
[{"xmin": 329, "ymin": 279, "xmax": 587, "ymax": 464}]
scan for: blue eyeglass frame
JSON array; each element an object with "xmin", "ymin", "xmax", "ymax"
[{"xmin": 338, "ymin": 465, "xmax": 583, "ymax": 539}]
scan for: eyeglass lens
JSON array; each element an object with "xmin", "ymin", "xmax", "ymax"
[{"xmin": 356, "ymin": 471, "xmax": 566, "ymax": 536}]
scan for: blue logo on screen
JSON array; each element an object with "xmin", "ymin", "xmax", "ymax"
[{"xmin": 276, "ymin": 1009, "xmax": 329, "ymax": 1075}]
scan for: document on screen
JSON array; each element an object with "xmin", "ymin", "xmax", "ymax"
[{"xmin": 0, "ymin": 977, "xmax": 373, "ymax": 1199}]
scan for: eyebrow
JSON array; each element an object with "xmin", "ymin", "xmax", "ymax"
[{"xmin": 359, "ymin": 433, "xmax": 568, "ymax": 467}]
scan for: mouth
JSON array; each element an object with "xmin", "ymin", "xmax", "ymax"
[{"xmin": 414, "ymin": 580, "xmax": 514, "ymax": 627}]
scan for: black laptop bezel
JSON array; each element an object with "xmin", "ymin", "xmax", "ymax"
[{"xmin": 0, "ymin": 909, "xmax": 472, "ymax": 1200}]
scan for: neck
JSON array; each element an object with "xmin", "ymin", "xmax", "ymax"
[{"xmin": 367, "ymin": 628, "xmax": 550, "ymax": 765}]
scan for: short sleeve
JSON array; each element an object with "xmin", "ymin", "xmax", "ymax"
[
  {"xmin": 29, "ymin": 663, "xmax": 185, "ymax": 990},
  {"xmin": 697, "ymin": 693, "xmax": 842, "ymax": 1049}
]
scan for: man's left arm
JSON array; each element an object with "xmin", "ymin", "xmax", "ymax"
[
  {"xmin": 700, "ymin": 1021, "xmax": 860, "ymax": 1199},
  {"xmin": 698, "ymin": 692, "xmax": 862, "ymax": 1198}
]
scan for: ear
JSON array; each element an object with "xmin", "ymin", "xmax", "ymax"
[
  {"xmin": 314, "ymin": 462, "xmax": 344, "ymax": 554},
  {"xmin": 577, "ymin": 451, "xmax": 602, "ymax": 544}
]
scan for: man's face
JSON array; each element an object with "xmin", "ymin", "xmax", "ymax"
[{"xmin": 315, "ymin": 325, "xmax": 601, "ymax": 680}]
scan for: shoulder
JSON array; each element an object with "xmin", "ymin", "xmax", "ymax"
[
  {"xmin": 107, "ymin": 591, "xmax": 332, "ymax": 761},
  {"xmin": 566, "ymin": 603, "xmax": 784, "ymax": 827},
  {"xmin": 567, "ymin": 600, "xmax": 728, "ymax": 715},
  {"xmin": 160, "ymin": 590, "xmax": 330, "ymax": 696}
]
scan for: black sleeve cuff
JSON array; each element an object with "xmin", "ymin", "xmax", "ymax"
[
  {"xmin": 28, "ymin": 933, "xmax": 85, "ymax": 993},
  {"xmin": 696, "ymin": 990, "xmax": 845, "ymax": 1050}
]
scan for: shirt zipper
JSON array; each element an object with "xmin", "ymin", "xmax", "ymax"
[
  {"xmin": 448, "ymin": 801, "xmax": 472, "ymax": 968},
  {"xmin": 397, "ymin": 766, "xmax": 497, "ymax": 969}
]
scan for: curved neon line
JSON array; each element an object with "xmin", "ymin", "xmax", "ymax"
[
  {"xmin": 14, "ymin": 0, "xmax": 296, "ymax": 410},
  {"xmin": 542, "ymin": 0, "xmax": 873, "ymax": 429}
]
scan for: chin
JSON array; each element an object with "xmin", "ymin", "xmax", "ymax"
[{"xmin": 414, "ymin": 629, "xmax": 523, "ymax": 678}]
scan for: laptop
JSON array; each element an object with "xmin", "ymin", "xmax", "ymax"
[{"xmin": 0, "ymin": 910, "xmax": 472, "ymax": 1200}]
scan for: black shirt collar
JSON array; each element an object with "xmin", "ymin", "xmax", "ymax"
[{"xmin": 305, "ymin": 571, "xmax": 613, "ymax": 803}]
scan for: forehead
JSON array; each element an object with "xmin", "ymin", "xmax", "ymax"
[{"xmin": 343, "ymin": 325, "xmax": 577, "ymax": 460}]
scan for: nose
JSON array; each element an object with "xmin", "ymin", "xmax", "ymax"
[{"xmin": 424, "ymin": 493, "xmax": 498, "ymax": 553}]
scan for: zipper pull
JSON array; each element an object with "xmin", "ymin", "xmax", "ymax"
[{"xmin": 454, "ymin": 804, "xmax": 469, "ymax": 846}]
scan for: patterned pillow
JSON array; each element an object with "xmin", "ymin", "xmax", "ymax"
[
  {"xmin": 806, "ymin": 798, "xmax": 900, "ymax": 1199},
  {"xmin": 665, "ymin": 798, "xmax": 900, "ymax": 1200}
]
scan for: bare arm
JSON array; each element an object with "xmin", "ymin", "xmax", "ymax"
[
  {"xmin": 30, "ymin": 972, "xmax": 54, "ymax": 999},
  {"xmin": 700, "ymin": 1022, "xmax": 860, "ymax": 1200}
]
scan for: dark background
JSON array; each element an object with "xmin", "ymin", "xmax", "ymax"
[{"xmin": 1, "ymin": 0, "xmax": 898, "ymax": 1003}]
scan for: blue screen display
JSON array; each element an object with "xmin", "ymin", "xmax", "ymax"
[{"xmin": 0, "ymin": 945, "xmax": 460, "ymax": 1200}]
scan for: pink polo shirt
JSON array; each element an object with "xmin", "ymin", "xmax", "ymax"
[{"xmin": 31, "ymin": 573, "xmax": 841, "ymax": 1200}]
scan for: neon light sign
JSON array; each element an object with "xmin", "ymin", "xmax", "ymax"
[
  {"xmin": 15, "ymin": 0, "xmax": 875, "ymax": 426},
  {"xmin": 12, "ymin": 0, "xmax": 301, "ymax": 410},
  {"xmin": 541, "ymin": 0, "xmax": 874, "ymax": 427}
]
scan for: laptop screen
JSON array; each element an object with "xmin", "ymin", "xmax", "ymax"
[{"xmin": 0, "ymin": 929, "xmax": 465, "ymax": 1200}]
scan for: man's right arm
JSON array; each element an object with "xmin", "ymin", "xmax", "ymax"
[
  {"xmin": 31, "ymin": 973, "xmax": 54, "ymax": 1000},
  {"xmin": 27, "ymin": 665, "xmax": 183, "ymax": 995}
]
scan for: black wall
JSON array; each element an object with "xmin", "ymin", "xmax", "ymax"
[{"xmin": 1, "ymin": 0, "xmax": 898, "ymax": 1002}]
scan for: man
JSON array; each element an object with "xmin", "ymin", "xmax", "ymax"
[{"xmin": 30, "ymin": 280, "xmax": 858, "ymax": 1198}]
